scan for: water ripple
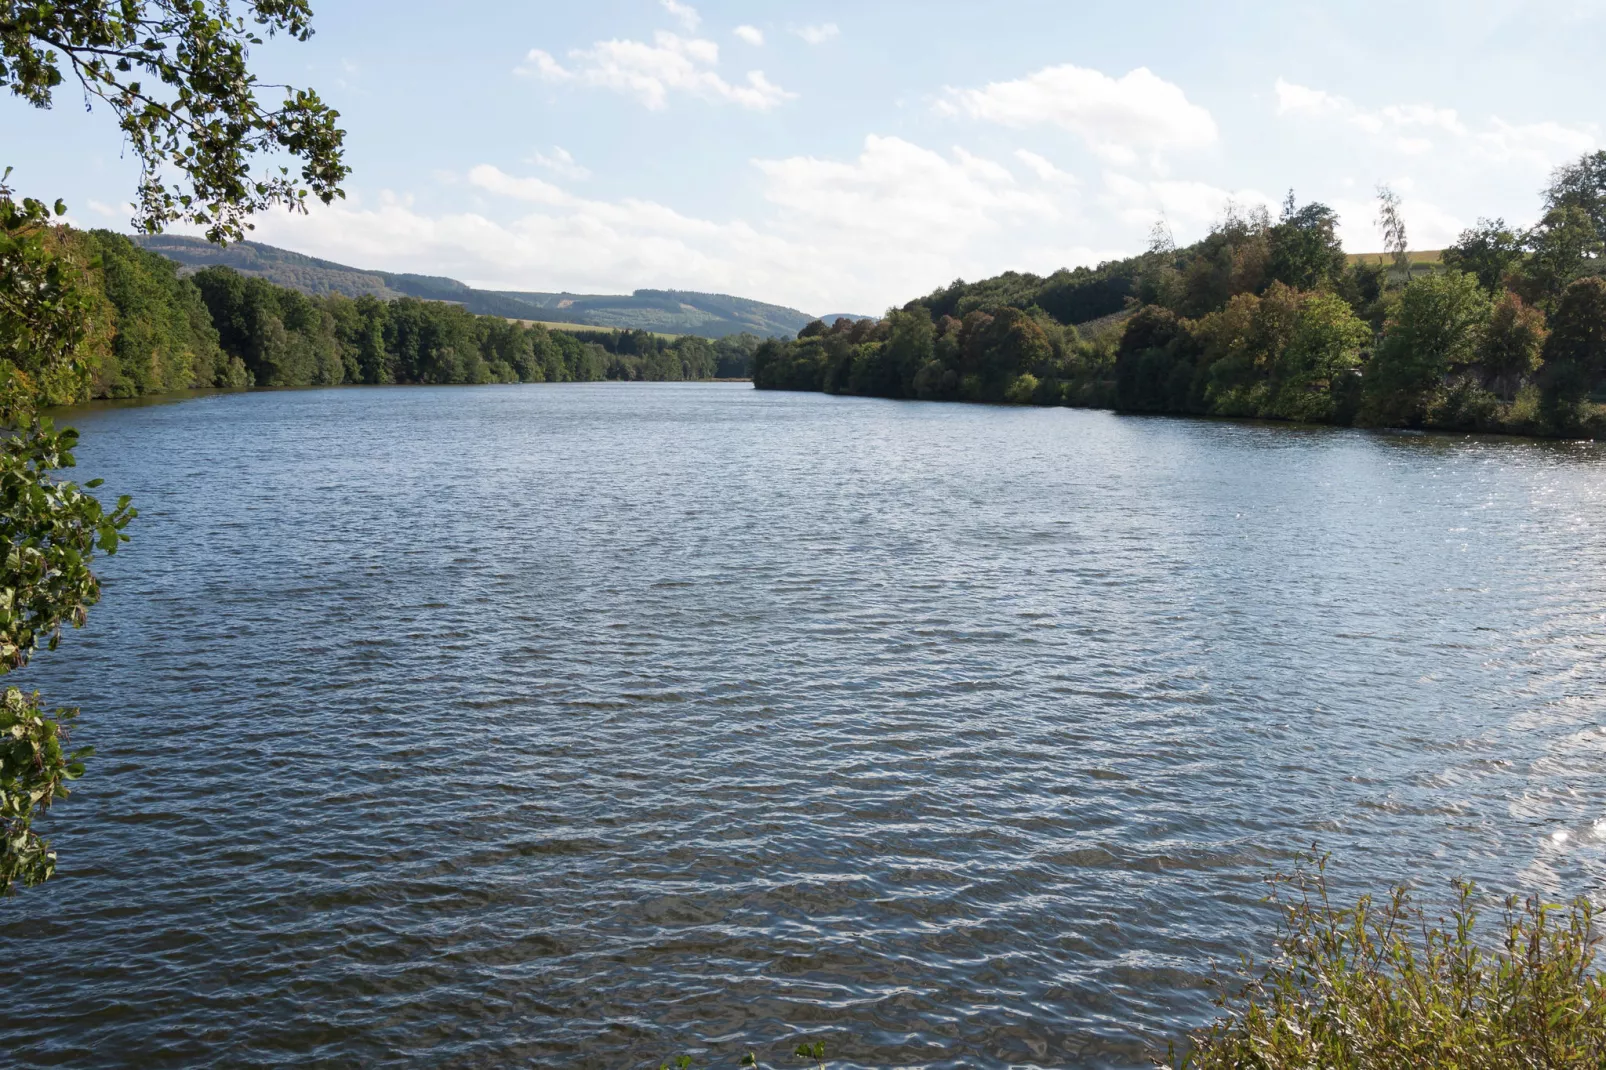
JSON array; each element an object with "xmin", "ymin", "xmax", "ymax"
[{"xmin": 1, "ymin": 384, "xmax": 1604, "ymax": 1068}]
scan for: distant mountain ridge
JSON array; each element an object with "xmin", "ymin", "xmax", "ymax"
[{"xmin": 130, "ymin": 234, "xmax": 862, "ymax": 338}]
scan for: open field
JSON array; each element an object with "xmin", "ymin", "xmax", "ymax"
[
  {"xmin": 511, "ymin": 319, "xmax": 683, "ymax": 340},
  {"xmin": 1346, "ymin": 249, "xmax": 1444, "ymax": 265}
]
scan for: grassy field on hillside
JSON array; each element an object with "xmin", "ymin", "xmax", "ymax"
[
  {"xmin": 1346, "ymin": 249, "xmax": 1443, "ymax": 265},
  {"xmin": 513, "ymin": 319, "xmax": 683, "ymax": 340}
]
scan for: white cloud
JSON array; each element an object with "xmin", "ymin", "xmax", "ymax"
[
  {"xmin": 755, "ymin": 135, "xmax": 1059, "ymax": 248},
  {"xmin": 518, "ymin": 31, "xmax": 793, "ymax": 111},
  {"xmin": 1274, "ymin": 78, "xmax": 1595, "ymax": 166},
  {"xmin": 1100, "ymin": 172, "xmax": 1275, "ymax": 229},
  {"xmin": 941, "ymin": 64, "xmax": 1218, "ymax": 165},
  {"xmin": 232, "ymin": 136, "xmax": 1104, "ymax": 315},
  {"xmin": 1477, "ymin": 117, "xmax": 1597, "ymax": 167},
  {"xmin": 1014, "ymin": 149, "xmax": 1077, "ymax": 184},
  {"xmin": 790, "ymin": 23, "xmax": 840, "ymax": 45},
  {"xmin": 1275, "ymin": 79, "xmax": 1464, "ymax": 149},
  {"xmin": 531, "ymin": 146, "xmax": 590, "ymax": 181},
  {"xmin": 1328, "ymin": 193, "xmax": 1466, "ymax": 252},
  {"xmin": 1272, "ymin": 79, "xmax": 1346, "ymax": 120},
  {"xmin": 660, "ymin": 0, "xmax": 700, "ymax": 31},
  {"xmin": 733, "ymin": 24, "xmax": 764, "ymax": 46}
]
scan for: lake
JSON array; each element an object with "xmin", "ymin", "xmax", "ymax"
[{"xmin": 2, "ymin": 382, "xmax": 1604, "ymax": 1068}]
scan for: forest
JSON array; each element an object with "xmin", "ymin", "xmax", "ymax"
[
  {"xmin": 755, "ymin": 151, "xmax": 1606, "ymax": 437},
  {"xmin": 46, "ymin": 227, "xmax": 761, "ymax": 399}
]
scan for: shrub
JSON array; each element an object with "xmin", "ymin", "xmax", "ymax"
[
  {"xmin": 1172, "ymin": 856, "xmax": 1606, "ymax": 1069},
  {"xmin": 1005, "ymin": 373, "xmax": 1039, "ymax": 404}
]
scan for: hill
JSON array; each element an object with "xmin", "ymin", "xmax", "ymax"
[{"xmin": 130, "ymin": 234, "xmax": 825, "ymax": 338}]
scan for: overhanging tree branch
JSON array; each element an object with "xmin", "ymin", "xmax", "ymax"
[{"xmin": 1, "ymin": 0, "xmax": 348, "ymax": 242}]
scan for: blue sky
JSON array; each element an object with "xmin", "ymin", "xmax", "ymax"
[{"xmin": 8, "ymin": 0, "xmax": 1605, "ymax": 314}]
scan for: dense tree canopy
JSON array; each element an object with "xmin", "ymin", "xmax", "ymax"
[{"xmin": 22, "ymin": 229, "xmax": 762, "ymax": 396}]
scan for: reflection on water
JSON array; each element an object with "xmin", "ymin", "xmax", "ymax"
[{"xmin": 2, "ymin": 383, "xmax": 1604, "ymax": 1068}]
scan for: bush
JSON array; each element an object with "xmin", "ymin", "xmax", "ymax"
[
  {"xmin": 1005, "ymin": 373, "xmax": 1039, "ymax": 404},
  {"xmin": 1172, "ymin": 856, "xmax": 1606, "ymax": 1068}
]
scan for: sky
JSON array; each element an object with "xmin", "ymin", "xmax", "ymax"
[{"xmin": 6, "ymin": 0, "xmax": 1605, "ymax": 315}]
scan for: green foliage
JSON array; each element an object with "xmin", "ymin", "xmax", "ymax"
[
  {"xmin": 27, "ymin": 240, "xmax": 734, "ymax": 393},
  {"xmin": 132, "ymin": 234, "xmax": 821, "ymax": 337},
  {"xmin": 1539, "ymin": 276, "xmax": 1606, "ymax": 429},
  {"xmin": 1363, "ymin": 271, "xmax": 1492, "ymax": 426},
  {"xmin": 1172, "ymin": 856, "xmax": 1606, "ymax": 1069},
  {"xmin": 918, "ymin": 261, "xmax": 1137, "ymax": 328},
  {"xmin": 1544, "ymin": 149, "xmax": 1606, "ymax": 241},
  {"xmin": 753, "ymin": 154, "xmax": 1606, "ymax": 436},
  {"xmin": 1173, "ymin": 203, "xmax": 1271, "ymax": 317},
  {"xmin": 1478, "ymin": 292, "xmax": 1547, "ymax": 401},
  {"xmin": 1267, "ymin": 194, "xmax": 1348, "ymax": 292},
  {"xmin": 0, "ymin": 174, "xmax": 91, "ymax": 409},
  {"xmin": 1267, "ymin": 290, "xmax": 1371, "ymax": 422},
  {"xmin": 0, "ymin": 186, "xmax": 134, "ymax": 896},
  {"xmin": 0, "ymin": 420, "xmax": 133, "ymax": 668},
  {"xmin": 794, "ymin": 1040, "xmax": 827, "ymax": 1067},
  {"xmin": 1443, "ymin": 218, "xmax": 1526, "ymax": 293},
  {"xmin": 1517, "ymin": 207, "xmax": 1604, "ymax": 309},
  {"xmin": 0, "ymin": 0, "xmax": 347, "ymax": 241},
  {"xmin": 77, "ymin": 228, "xmax": 241, "ymax": 394},
  {"xmin": 1375, "ymin": 185, "xmax": 1410, "ymax": 285},
  {"xmin": 1, "ymin": 688, "xmax": 89, "ymax": 892},
  {"xmin": 0, "ymin": 398, "xmax": 134, "ymax": 899}
]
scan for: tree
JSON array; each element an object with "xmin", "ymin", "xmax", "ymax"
[
  {"xmin": 1147, "ymin": 215, "xmax": 1176, "ymax": 256},
  {"xmin": 1544, "ymin": 149, "xmax": 1606, "ymax": 242},
  {"xmin": 1268, "ymin": 291, "xmax": 1371, "ymax": 422},
  {"xmin": 1374, "ymin": 185, "xmax": 1409, "ymax": 285},
  {"xmin": 1267, "ymin": 194, "xmax": 1347, "ymax": 291},
  {"xmin": 1539, "ymin": 276, "xmax": 1606, "ymax": 423},
  {"xmin": 882, "ymin": 307, "xmax": 934, "ymax": 397},
  {"xmin": 1476, "ymin": 292, "xmax": 1546, "ymax": 400},
  {"xmin": 1114, "ymin": 304, "xmax": 1187, "ymax": 412},
  {"xmin": 1, "ymin": 0, "xmax": 349, "ymax": 242},
  {"xmin": 1442, "ymin": 218, "xmax": 1525, "ymax": 293},
  {"xmin": 1364, "ymin": 271, "xmax": 1491, "ymax": 426},
  {"xmin": 1517, "ymin": 207, "xmax": 1603, "ymax": 309}
]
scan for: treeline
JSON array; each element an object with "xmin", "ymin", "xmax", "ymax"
[
  {"xmin": 755, "ymin": 151, "xmax": 1606, "ymax": 437},
  {"xmin": 50, "ymin": 228, "xmax": 760, "ymax": 399}
]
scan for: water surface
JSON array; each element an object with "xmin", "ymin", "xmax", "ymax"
[{"xmin": 3, "ymin": 383, "xmax": 1605, "ymax": 1068}]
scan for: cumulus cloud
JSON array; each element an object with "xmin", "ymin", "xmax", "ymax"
[
  {"xmin": 231, "ymin": 136, "xmax": 1106, "ymax": 315},
  {"xmin": 531, "ymin": 146, "xmax": 590, "ymax": 181},
  {"xmin": 790, "ymin": 23, "xmax": 840, "ymax": 45},
  {"xmin": 1100, "ymin": 172, "xmax": 1275, "ymax": 229},
  {"xmin": 518, "ymin": 30, "xmax": 793, "ymax": 111},
  {"xmin": 1476, "ymin": 117, "xmax": 1598, "ymax": 167},
  {"xmin": 941, "ymin": 63, "xmax": 1217, "ymax": 165},
  {"xmin": 733, "ymin": 24, "xmax": 764, "ymax": 46},
  {"xmin": 755, "ymin": 135, "xmax": 1060, "ymax": 249},
  {"xmin": 1323, "ymin": 192, "xmax": 1468, "ymax": 252},
  {"xmin": 660, "ymin": 0, "xmax": 700, "ymax": 31},
  {"xmin": 1014, "ymin": 150, "xmax": 1077, "ymax": 183},
  {"xmin": 1274, "ymin": 78, "xmax": 1595, "ymax": 166}
]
